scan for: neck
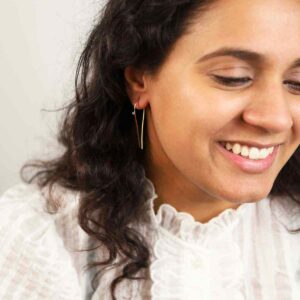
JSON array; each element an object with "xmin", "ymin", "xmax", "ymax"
[{"xmin": 143, "ymin": 144, "xmax": 241, "ymax": 224}]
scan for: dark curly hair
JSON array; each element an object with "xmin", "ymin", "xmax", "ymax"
[{"xmin": 20, "ymin": 0, "xmax": 300, "ymax": 299}]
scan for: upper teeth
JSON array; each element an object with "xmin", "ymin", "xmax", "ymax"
[{"xmin": 223, "ymin": 142, "xmax": 274, "ymax": 160}]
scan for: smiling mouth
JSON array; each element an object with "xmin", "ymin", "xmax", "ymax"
[
  {"xmin": 218, "ymin": 141, "xmax": 276, "ymax": 160},
  {"xmin": 216, "ymin": 141, "xmax": 279, "ymax": 173}
]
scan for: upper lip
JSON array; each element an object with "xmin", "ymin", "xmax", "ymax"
[{"xmin": 219, "ymin": 140, "xmax": 283, "ymax": 149}]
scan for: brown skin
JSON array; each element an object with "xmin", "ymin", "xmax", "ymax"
[{"xmin": 125, "ymin": 0, "xmax": 300, "ymax": 223}]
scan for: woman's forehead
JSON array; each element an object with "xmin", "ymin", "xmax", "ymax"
[{"xmin": 168, "ymin": 0, "xmax": 300, "ymax": 71}]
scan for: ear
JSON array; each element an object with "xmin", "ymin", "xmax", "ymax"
[{"xmin": 124, "ymin": 66, "xmax": 150, "ymax": 109}]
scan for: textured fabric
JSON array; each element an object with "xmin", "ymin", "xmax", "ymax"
[{"xmin": 0, "ymin": 177, "xmax": 300, "ymax": 300}]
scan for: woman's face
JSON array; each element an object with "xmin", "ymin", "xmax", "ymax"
[{"xmin": 139, "ymin": 0, "xmax": 300, "ymax": 205}]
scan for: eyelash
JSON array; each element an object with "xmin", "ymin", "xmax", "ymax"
[
  {"xmin": 213, "ymin": 75, "xmax": 300, "ymax": 92},
  {"xmin": 213, "ymin": 75, "xmax": 252, "ymax": 86}
]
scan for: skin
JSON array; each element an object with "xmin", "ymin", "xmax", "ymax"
[{"xmin": 124, "ymin": 0, "xmax": 300, "ymax": 223}]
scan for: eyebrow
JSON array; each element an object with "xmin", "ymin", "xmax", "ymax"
[{"xmin": 196, "ymin": 47, "xmax": 300, "ymax": 69}]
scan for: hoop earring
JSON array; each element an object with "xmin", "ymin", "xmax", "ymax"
[{"xmin": 132, "ymin": 102, "xmax": 145, "ymax": 150}]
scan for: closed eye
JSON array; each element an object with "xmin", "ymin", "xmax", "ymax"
[
  {"xmin": 212, "ymin": 75, "xmax": 252, "ymax": 87},
  {"xmin": 212, "ymin": 75, "xmax": 300, "ymax": 94},
  {"xmin": 283, "ymin": 80, "xmax": 300, "ymax": 92}
]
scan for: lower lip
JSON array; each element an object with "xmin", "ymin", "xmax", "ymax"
[{"xmin": 217, "ymin": 142, "xmax": 279, "ymax": 173}]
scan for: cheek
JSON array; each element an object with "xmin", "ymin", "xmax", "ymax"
[
  {"xmin": 152, "ymin": 96, "xmax": 228, "ymax": 157},
  {"xmin": 149, "ymin": 75, "xmax": 247, "ymax": 154},
  {"xmin": 283, "ymin": 102, "xmax": 300, "ymax": 158},
  {"xmin": 292, "ymin": 105, "xmax": 300, "ymax": 144}
]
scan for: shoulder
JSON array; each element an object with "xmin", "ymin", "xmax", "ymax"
[
  {"xmin": 0, "ymin": 182, "xmax": 78, "ymax": 236},
  {"xmin": 0, "ymin": 182, "xmax": 44, "ymax": 209},
  {"xmin": 0, "ymin": 183, "xmax": 84, "ymax": 299},
  {"xmin": 0, "ymin": 181, "xmax": 84, "ymax": 251},
  {"xmin": 0, "ymin": 183, "xmax": 51, "ymax": 236}
]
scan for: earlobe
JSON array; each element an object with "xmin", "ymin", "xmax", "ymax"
[{"xmin": 134, "ymin": 97, "xmax": 149, "ymax": 110}]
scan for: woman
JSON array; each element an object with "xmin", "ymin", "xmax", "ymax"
[{"xmin": 1, "ymin": 0, "xmax": 300, "ymax": 299}]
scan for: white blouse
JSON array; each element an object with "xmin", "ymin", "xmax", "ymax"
[{"xmin": 0, "ymin": 176, "xmax": 300, "ymax": 300}]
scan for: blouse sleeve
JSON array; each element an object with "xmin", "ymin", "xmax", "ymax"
[{"xmin": 0, "ymin": 183, "xmax": 84, "ymax": 300}]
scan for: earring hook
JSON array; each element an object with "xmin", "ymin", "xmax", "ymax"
[{"xmin": 132, "ymin": 100, "xmax": 145, "ymax": 150}]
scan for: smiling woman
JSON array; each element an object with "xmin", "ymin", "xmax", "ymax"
[{"xmin": 0, "ymin": 0, "xmax": 300, "ymax": 299}]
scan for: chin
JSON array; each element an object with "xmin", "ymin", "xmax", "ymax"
[{"xmin": 220, "ymin": 187, "xmax": 271, "ymax": 204}]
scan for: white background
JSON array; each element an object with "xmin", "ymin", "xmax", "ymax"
[{"xmin": 0, "ymin": 0, "xmax": 106, "ymax": 194}]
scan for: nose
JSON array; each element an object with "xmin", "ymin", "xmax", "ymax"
[{"xmin": 242, "ymin": 84, "xmax": 293, "ymax": 133}]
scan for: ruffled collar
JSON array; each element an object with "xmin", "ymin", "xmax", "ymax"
[
  {"xmin": 143, "ymin": 176, "xmax": 257, "ymax": 247},
  {"xmin": 140, "ymin": 174, "xmax": 300, "ymax": 299},
  {"xmin": 142, "ymin": 176, "xmax": 250, "ymax": 299},
  {"xmin": 142, "ymin": 174, "xmax": 300, "ymax": 246}
]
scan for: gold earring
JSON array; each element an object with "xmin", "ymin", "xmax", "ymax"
[{"xmin": 132, "ymin": 102, "xmax": 145, "ymax": 150}]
